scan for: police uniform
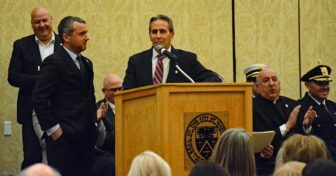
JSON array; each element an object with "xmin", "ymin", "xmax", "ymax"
[{"xmin": 296, "ymin": 65, "xmax": 336, "ymax": 160}]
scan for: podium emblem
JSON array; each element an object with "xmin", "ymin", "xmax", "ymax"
[{"xmin": 184, "ymin": 113, "xmax": 227, "ymax": 168}]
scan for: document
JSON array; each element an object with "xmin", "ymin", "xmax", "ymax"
[{"xmin": 252, "ymin": 131, "xmax": 275, "ymax": 153}]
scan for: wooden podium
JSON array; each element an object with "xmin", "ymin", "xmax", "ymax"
[{"xmin": 115, "ymin": 83, "xmax": 253, "ymax": 176}]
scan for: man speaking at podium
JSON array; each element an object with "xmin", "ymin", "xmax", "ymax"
[{"xmin": 123, "ymin": 14, "xmax": 221, "ymax": 90}]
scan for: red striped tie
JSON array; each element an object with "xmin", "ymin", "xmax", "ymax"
[{"xmin": 153, "ymin": 54, "xmax": 165, "ymax": 84}]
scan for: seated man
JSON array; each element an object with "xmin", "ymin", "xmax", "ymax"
[
  {"xmin": 253, "ymin": 68, "xmax": 301, "ymax": 175},
  {"xmin": 296, "ymin": 65, "xmax": 336, "ymax": 160},
  {"xmin": 92, "ymin": 73, "xmax": 123, "ymax": 176},
  {"xmin": 243, "ymin": 63, "xmax": 269, "ymax": 97}
]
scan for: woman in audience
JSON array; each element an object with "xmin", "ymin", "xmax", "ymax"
[
  {"xmin": 275, "ymin": 134, "xmax": 331, "ymax": 168},
  {"xmin": 211, "ymin": 128, "xmax": 256, "ymax": 176},
  {"xmin": 128, "ymin": 150, "xmax": 171, "ymax": 176},
  {"xmin": 189, "ymin": 161, "xmax": 228, "ymax": 176},
  {"xmin": 273, "ymin": 161, "xmax": 306, "ymax": 176}
]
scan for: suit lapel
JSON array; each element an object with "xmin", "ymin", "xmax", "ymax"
[
  {"xmin": 142, "ymin": 49, "xmax": 154, "ymax": 84},
  {"xmin": 166, "ymin": 47, "xmax": 178, "ymax": 83},
  {"xmin": 59, "ymin": 48, "xmax": 86, "ymax": 85},
  {"xmin": 28, "ymin": 36, "xmax": 43, "ymax": 65}
]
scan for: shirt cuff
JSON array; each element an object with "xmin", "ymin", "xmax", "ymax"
[
  {"xmin": 303, "ymin": 125, "xmax": 312, "ymax": 134},
  {"xmin": 279, "ymin": 124, "xmax": 289, "ymax": 137},
  {"xmin": 46, "ymin": 124, "xmax": 60, "ymax": 136}
]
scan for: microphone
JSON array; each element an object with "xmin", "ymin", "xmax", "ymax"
[
  {"xmin": 153, "ymin": 44, "xmax": 195, "ymax": 83},
  {"xmin": 154, "ymin": 44, "xmax": 178, "ymax": 61}
]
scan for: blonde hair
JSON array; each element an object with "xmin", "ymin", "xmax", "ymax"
[
  {"xmin": 275, "ymin": 134, "xmax": 330, "ymax": 168},
  {"xmin": 273, "ymin": 161, "xmax": 306, "ymax": 176},
  {"xmin": 211, "ymin": 128, "xmax": 256, "ymax": 176},
  {"xmin": 128, "ymin": 150, "xmax": 172, "ymax": 176}
]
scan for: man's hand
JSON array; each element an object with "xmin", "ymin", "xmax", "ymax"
[
  {"xmin": 260, "ymin": 144, "xmax": 273, "ymax": 159},
  {"xmin": 97, "ymin": 102, "xmax": 108, "ymax": 121},
  {"xmin": 303, "ymin": 106, "xmax": 316, "ymax": 128},
  {"xmin": 285, "ymin": 105, "xmax": 301, "ymax": 130},
  {"xmin": 51, "ymin": 127, "xmax": 63, "ymax": 141}
]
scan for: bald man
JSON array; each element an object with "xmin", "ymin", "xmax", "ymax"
[
  {"xmin": 96, "ymin": 73, "xmax": 122, "ymax": 155},
  {"xmin": 8, "ymin": 7, "xmax": 61, "ymax": 169},
  {"xmin": 19, "ymin": 163, "xmax": 61, "ymax": 176},
  {"xmin": 253, "ymin": 68, "xmax": 301, "ymax": 175}
]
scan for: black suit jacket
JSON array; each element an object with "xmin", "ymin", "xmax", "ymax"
[
  {"xmin": 96, "ymin": 99, "xmax": 115, "ymax": 156},
  {"xmin": 32, "ymin": 47, "xmax": 97, "ymax": 144},
  {"xmin": 8, "ymin": 34, "xmax": 61, "ymax": 124},
  {"xmin": 296, "ymin": 92, "xmax": 336, "ymax": 160},
  {"xmin": 253, "ymin": 95, "xmax": 297, "ymax": 174},
  {"xmin": 123, "ymin": 47, "xmax": 220, "ymax": 90}
]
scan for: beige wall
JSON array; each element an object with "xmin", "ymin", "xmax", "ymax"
[{"xmin": 0, "ymin": 0, "xmax": 335, "ymax": 175}]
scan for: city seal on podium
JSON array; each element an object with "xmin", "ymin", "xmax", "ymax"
[{"xmin": 184, "ymin": 113, "xmax": 227, "ymax": 166}]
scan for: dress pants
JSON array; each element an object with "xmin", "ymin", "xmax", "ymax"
[
  {"xmin": 21, "ymin": 124, "xmax": 42, "ymax": 169},
  {"xmin": 46, "ymin": 135, "xmax": 94, "ymax": 176}
]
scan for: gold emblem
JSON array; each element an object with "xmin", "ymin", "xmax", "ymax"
[{"xmin": 320, "ymin": 67, "xmax": 329, "ymax": 76}]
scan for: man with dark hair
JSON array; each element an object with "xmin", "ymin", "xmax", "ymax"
[
  {"xmin": 296, "ymin": 65, "xmax": 336, "ymax": 160},
  {"xmin": 123, "ymin": 14, "xmax": 220, "ymax": 90},
  {"xmin": 253, "ymin": 68, "xmax": 301, "ymax": 175},
  {"xmin": 33, "ymin": 16, "xmax": 97, "ymax": 176},
  {"xmin": 7, "ymin": 7, "xmax": 61, "ymax": 169}
]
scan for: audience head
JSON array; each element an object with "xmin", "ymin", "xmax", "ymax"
[
  {"xmin": 244, "ymin": 63, "xmax": 269, "ymax": 95},
  {"xmin": 149, "ymin": 15, "xmax": 174, "ymax": 49},
  {"xmin": 211, "ymin": 128, "xmax": 256, "ymax": 176},
  {"xmin": 128, "ymin": 150, "xmax": 171, "ymax": 176},
  {"xmin": 189, "ymin": 162, "xmax": 228, "ymax": 176},
  {"xmin": 31, "ymin": 7, "xmax": 53, "ymax": 43},
  {"xmin": 273, "ymin": 161, "xmax": 306, "ymax": 176},
  {"xmin": 301, "ymin": 65, "xmax": 332, "ymax": 102},
  {"xmin": 102, "ymin": 73, "xmax": 122, "ymax": 104},
  {"xmin": 275, "ymin": 134, "xmax": 330, "ymax": 168},
  {"xmin": 256, "ymin": 68, "xmax": 281, "ymax": 101},
  {"xmin": 19, "ymin": 163, "xmax": 61, "ymax": 176},
  {"xmin": 58, "ymin": 16, "xmax": 88, "ymax": 54},
  {"xmin": 302, "ymin": 159, "xmax": 336, "ymax": 176}
]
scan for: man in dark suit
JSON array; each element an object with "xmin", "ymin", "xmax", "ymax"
[
  {"xmin": 123, "ymin": 14, "xmax": 221, "ymax": 90},
  {"xmin": 91, "ymin": 73, "xmax": 122, "ymax": 176},
  {"xmin": 253, "ymin": 68, "xmax": 301, "ymax": 175},
  {"xmin": 32, "ymin": 16, "xmax": 97, "ymax": 176},
  {"xmin": 7, "ymin": 7, "xmax": 61, "ymax": 169},
  {"xmin": 96, "ymin": 73, "xmax": 122, "ymax": 155},
  {"xmin": 296, "ymin": 65, "xmax": 336, "ymax": 160}
]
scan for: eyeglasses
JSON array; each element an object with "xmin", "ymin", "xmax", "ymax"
[{"xmin": 103, "ymin": 87, "xmax": 123, "ymax": 92}]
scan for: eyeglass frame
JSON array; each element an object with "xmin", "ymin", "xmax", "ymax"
[{"xmin": 102, "ymin": 87, "xmax": 123, "ymax": 92}]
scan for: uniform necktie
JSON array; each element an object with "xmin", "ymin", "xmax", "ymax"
[
  {"xmin": 153, "ymin": 54, "xmax": 165, "ymax": 84},
  {"xmin": 322, "ymin": 103, "xmax": 332, "ymax": 116}
]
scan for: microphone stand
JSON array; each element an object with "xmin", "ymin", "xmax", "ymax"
[{"xmin": 170, "ymin": 58, "xmax": 195, "ymax": 83}]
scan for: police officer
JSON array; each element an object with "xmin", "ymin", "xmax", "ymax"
[{"xmin": 296, "ymin": 65, "xmax": 336, "ymax": 160}]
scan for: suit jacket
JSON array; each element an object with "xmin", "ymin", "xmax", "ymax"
[
  {"xmin": 32, "ymin": 47, "xmax": 97, "ymax": 144},
  {"xmin": 296, "ymin": 92, "xmax": 336, "ymax": 160},
  {"xmin": 253, "ymin": 95, "xmax": 297, "ymax": 174},
  {"xmin": 8, "ymin": 33, "xmax": 61, "ymax": 124},
  {"xmin": 123, "ymin": 47, "xmax": 220, "ymax": 90},
  {"xmin": 96, "ymin": 99, "xmax": 115, "ymax": 156}
]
